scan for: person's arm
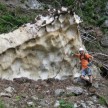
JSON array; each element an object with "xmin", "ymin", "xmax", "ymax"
[
  {"xmin": 65, "ymin": 51, "xmax": 74, "ymax": 57},
  {"xmin": 74, "ymin": 54, "xmax": 80, "ymax": 57},
  {"xmin": 65, "ymin": 51, "xmax": 80, "ymax": 58},
  {"xmin": 90, "ymin": 56, "xmax": 93, "ymax": 61},
  {"xmin": 88, "ymin": 55, "xmax": 93, "ymax": 62},
  {"xmin": 87, "ymin": 54, "xmax": 93, "ymax": 66},
  {"xmin": 70, "ymin": 53, "xmax": 80, "ymax": 59}
]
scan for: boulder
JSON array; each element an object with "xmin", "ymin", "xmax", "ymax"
[
  {"xmin": 5, "ymin": 86, "xmax": 15, "ymax": 93},
  {"xmin": 66, "ymin": 86, "xmax": 83, "ymax": 95},
  {"xmin": 0, "ymin": 7, "xmax": 98, "ymax": 80},
  {"xmin": 39, "ymin": 99, "xmax": 49, "ymax": 107},
  {"xmin": 55, "ymin": 89, "xmax": 65, "ymax": 96},
  {"xmin": 0, "ymin": 92, "xmax": 12, "ymax": 98},
  {"xmin": 0, "ymin": 0, "xmax": 43, "ymax": 9},
  {"xmin": 27, "ymin": 101, "xmax": 35, "ymax": 107},
  {"xmin": 103, "ymin": 20, "xmax": 108, "ymax": 27},
  {"xmin": 101, "ymin": 36, "xmax": 108, "ymax": 47},
  {"xmin": 54, "ymin": 100, "xmax": 60, "ymax": 108}
]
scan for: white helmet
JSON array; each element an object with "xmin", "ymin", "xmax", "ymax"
[{"xmin": 79, "ymin": 47, "xmax": 84, "ymax": 51}]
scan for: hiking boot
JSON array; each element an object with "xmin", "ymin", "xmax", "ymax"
[
  {"xmin": 85, "ymin": 80, "xmax": 92, "ymax": 87},
  {"xmin": 89, "ymin": 82, "xmax": 92, "ymax": 87},
  {"xmin": 85, "ymin": 80, "xmax": 90, "ymax": 84}
]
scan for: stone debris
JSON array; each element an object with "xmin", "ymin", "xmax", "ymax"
[
  {"xmin": 0, "ymin": 78, "xmax": 107, "ymax": 108},
  {"xmin": 5, "ymin": 86, "xmax": 15, "ymax": 93},
  {"xmin": 27, "ymin": 101, "xmax": 34, "ymax": 107},
  {"xmin": 54, "ymin": 100, "xmax": 60, "ymax": 107},
  {"xmin": 55, "ymin": 89, "xmax": 65, "ymax": 96},
  {"xmin": 66, "ymin": 86, "xmax": 83, "ymax": 95},
  {"xmin": 0, "ymin": 92, "xmax": 12, "ymax": 98}
]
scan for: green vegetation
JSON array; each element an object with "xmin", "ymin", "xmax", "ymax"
[
  {"xmin": 15, "ymin": 96, "xmax": 21, "ymax": 101},
  {"xmin": 20, "ymin": 0, "xmax": 26, "ymax": 3},
  {"xmin": 59, "ymin": 99, "xmax": 74, "ymax": 108},
  {"xmin": 85, "ymin": 41, "xmax": 103, "ymax": 51},
  {"xmin": 79, "ymin": 0, "xmax": 107, "ymax": 26},
  {"xmin": 61, "ymin": 0, "xmax": 108, "ymax": 26},
  {"xmin": 98, "ymin": 96, "xmax": 107, "ymax": 105},
  {"xmin": 51, "ymin": 0, "xmax": 108, "ymax": 33},
  {"xmin": 0, "ymin": 3, "xmax": 37, "ymax": 34},
  {"xmin": 0, "ymin": 0, "xmax": 107, "ymax": 35},
  {"xmin": 0, "ymin": 100, "xmax": 5, "ymax": 108}
]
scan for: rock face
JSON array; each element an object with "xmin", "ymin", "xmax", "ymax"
[
  {"xmin": 66, "ymin": 86, "xmax": 83, "ymax": 95},
  {"xmin": 106, "ymin": 2, "xmax": 108, "ymax": 15},
  {"xmin": 101, "ymin": 36, "xmax": 108, "ymax": 47},
  {"xmin": 0, "ymin": 7, "xmax": 99, "ymax": 80},
  {"xmin": 0, "ymin": 0, "xmax": 43, "ymax": 9},
  {"xmin": 103, "ymin": 20, "xmax": 108, "ymax": 27}
]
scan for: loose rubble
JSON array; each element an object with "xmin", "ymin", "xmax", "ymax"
[{"xmin": 0, "ymin": 77, "xmax": 107, "ymax": 108}]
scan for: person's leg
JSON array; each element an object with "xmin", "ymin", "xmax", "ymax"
[
  {"xmin": 89, "ymin": 75, "xmax": 93, "ymax": 83},
  {"xmin": 80, "ymin": 69, "xmax": 89, "ymax": 81},
  {"xmin": 87, "ymin": 68, "xmax": 93, "ymax": 85}
]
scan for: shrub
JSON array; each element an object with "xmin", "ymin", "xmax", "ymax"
[
  {"xmin": 98, "ymin": 96, "xmax": 107, "ymax": 105},
  {"xmin": 0, "ymin": 100, "xmax": 5, "ymax": 108},
  {"xmin": 0, "ymin": 3, "xmax": 37, "ymax": 34},
  {"xmin": 59, "ymin": 99, "xmax": 74, "ymax": 108}
]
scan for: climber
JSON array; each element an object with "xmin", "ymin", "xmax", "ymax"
[{"xmin": 68, "ymin": 47, "xmax": 93, "ymax": 86}]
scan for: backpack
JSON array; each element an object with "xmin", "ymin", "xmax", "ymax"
[{"xmin": 80, "ymin": 54, "xmax": 90, "ymax": 62}]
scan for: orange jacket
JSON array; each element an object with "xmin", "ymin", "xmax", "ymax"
[{"xmin": 75, "ymin": 53, "xmax": 92, "ymax": 69}]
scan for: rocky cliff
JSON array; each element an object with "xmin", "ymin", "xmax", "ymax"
[
  {"xmin": 0, "ymin": 0, "xmax": 43, "ymax": 9},
  {"xmin": 0, "ymin": 7, "xmax": 99, "ymax": 80}
]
